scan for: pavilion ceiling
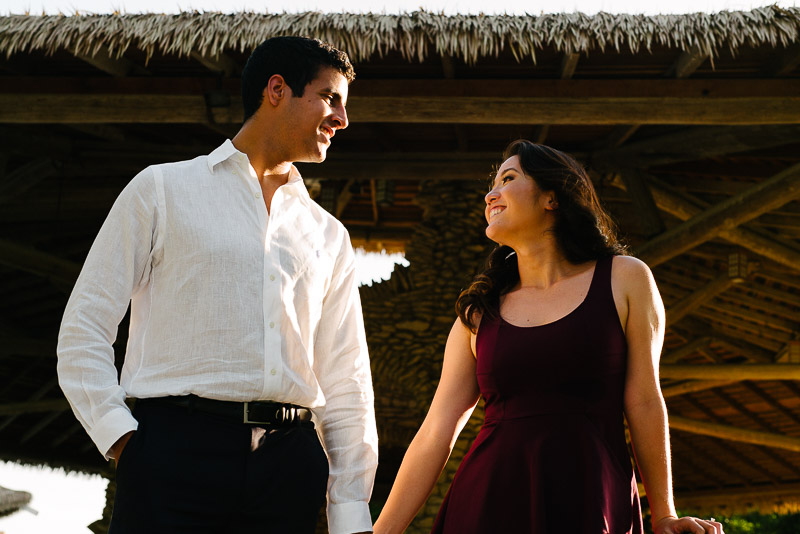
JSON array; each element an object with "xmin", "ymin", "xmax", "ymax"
[{"xmin": 0, "ymin": 6, "xmax": 799, "ymax": 513}]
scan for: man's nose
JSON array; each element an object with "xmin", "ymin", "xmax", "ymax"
[{"xmin": 332, "ymin": 104, "xmax": 349, "ymax": 130}]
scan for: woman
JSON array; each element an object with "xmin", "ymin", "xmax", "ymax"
[{"xmin": 373, "ymin": 141, "xmax": 723, "ymax": 534}]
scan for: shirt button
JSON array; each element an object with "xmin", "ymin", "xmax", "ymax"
[
  {"xmin": 269, "ymin": 274, "xmax": 275, "ymax": 281},
  {"xmin": 270, "ymin": 369, "xmax": 277, "ymax": 376},
  {"xmin": 254, "ymin": 192, "xmax": 261, "ymax": 199},
  {"xmin": 269, "ymin": 321, "xmax": 275, "ymax": 328}
]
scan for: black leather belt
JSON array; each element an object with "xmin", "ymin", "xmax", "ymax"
[{"xmin": 140, "ymin": 395, "xmax": 313, "ymax": 426}]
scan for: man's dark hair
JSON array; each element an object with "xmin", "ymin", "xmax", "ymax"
[{"xmin": 240, "ymin": 36, "xmax": 356, "ymax": 122}]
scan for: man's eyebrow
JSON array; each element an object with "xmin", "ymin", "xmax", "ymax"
[{"xmin": 321, "ymin": 88, "xmax": 345, "ymax": 104}]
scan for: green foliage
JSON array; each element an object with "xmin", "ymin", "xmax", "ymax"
[{"xmin": 642, "ymin": 511, "xmax": 800, "ymax": 534}]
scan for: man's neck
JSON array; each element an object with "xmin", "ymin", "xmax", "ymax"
[{"xmin": 232, "ymin": 123, "xmax": 294, "ymax": 182}]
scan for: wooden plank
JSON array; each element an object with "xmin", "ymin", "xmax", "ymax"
[
  {"xmin": 660, "ymin": 364, "xmax": 800, "ymax": 381},
  {"xmin": 669, "ymin": 414, "xmax": 800, "ymax": 453},
  {"xmin": 665, "ymin": 272, "xmax": 735, "ymax": 326},
  {"xmin": 631, "ymin": 165, "xmax": 800, "ymax": 266},
  {"xmin": 2, "ymin": 94, "xmax": 800, "ymax": 125}
]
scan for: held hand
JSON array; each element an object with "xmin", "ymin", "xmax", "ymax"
[
  {"xmin": 654, "ymin": 515, "xmax": 724, "ymax": 534},
  {"xmin": 109, "ymin": 431, "xmax": 135, "ymax": 463}
]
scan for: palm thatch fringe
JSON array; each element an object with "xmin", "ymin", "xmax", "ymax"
[
  {"xmin": 0, "ymin": 6, "xmax": 798, "ymax": 64},
  {"xmin": 0, "ymin": 484, "xmax": 32, "ymax": 517}
]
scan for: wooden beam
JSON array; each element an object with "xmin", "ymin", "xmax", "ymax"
[
  {"xmin": 0, "ymin": 238, "xmax": 81, "ymax": 292},
  {"xmin": 660, "ymin": 364, "xmax": 800, "ymax": 381},
  {"xmin": 662, "ymin": 380, "xmax": 736, "ymax": 398},
  {"xmin": 662, "ymin": 337, "xmax": 714, "ymax": 364},
  {"xmin": 335, "ymin": 178, "xmax": 356, "ymax": 219},
  {"xmin": 559, "ymin": 52, "xmax": 580, "ymax": 79},
  {"xmin": 767, "ymin": 43, "xmax": 800, "ymax": 77},
  {"xmin": 666, "ymin": 271, "xmax": 737, "ymax": 326},
  {"xmin": 297, "ymin": 152, "xmax": 497, "ymax": 182},
  {"xmin": 2, "ymin": 93, "xmax": 800, "ymax": 125},
  {"xmin": 190, "ymin": 51, "xmax": 239, "ymax": 77},
  {"xmin": 602, "ymin": 125, "xmax": 640, "ymax": 148},
  {"xmin": 608, "ymin": 171, "xmax": 800, "ymax": 270},
  {"xmin": 593, "ymin": 125, "xmax": 800, "ymax": 168},
  {"xmin": 618, "ymin": 168, "xmax": 664, "ymax": 237},
  {"xmin": 669, "ymin": 48, "xmax": 709, "ymax": 78},
  {"xmin": 0, "ymin": 398, "xmax": 70, "ymax": 416},
  {"xmin": 74, "ymin": 45, "xmax": 146, "ymax": 77},
  {"xmin": 669, "ymin": 414, "xmax": 800, "ymax": 453}
]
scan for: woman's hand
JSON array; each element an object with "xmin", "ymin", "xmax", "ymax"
[{"xmin": 654, "ymin": 515, "xmax": 724, "ymax": 534}]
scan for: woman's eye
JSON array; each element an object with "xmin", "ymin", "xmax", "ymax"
[{"xmin": 502, "ymin": 176, "xmax": 513, "ymax": 183}]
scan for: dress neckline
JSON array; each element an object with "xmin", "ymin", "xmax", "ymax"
[{"xmin": 498, "ymin": 258, "xmax": 602, "ymax": 329}]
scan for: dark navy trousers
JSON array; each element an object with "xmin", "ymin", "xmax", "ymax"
[{"xmin": 109, "ymin": 399, "xmax": 329, "ymax": 534}]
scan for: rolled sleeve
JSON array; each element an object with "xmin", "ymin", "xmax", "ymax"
[{"xmin": 314, "ymin": 231, "xmax": 378, "ymax": 534}]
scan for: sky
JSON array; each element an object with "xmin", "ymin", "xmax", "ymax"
[
  {"xmin": 2, "ymin": 0, "xmax": 797, "ymax": 16},
  {"xmin": 0, "ymin": 0, "xmax": 796, "ymax": 531}
]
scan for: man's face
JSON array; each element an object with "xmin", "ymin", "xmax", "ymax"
[{"xmin": 283, "ymin": 66, "xmax": 350, "ymax": 163}]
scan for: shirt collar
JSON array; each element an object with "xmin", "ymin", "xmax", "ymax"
[{"xmin": 207, "ymin": 140, "xmax": 309, "ymax": 199}]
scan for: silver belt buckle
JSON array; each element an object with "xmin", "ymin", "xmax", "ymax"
[{"xmin": 243, "ymin": 402, "xmax": 267, "ymax": 424}]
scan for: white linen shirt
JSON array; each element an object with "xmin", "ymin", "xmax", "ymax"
[{"xmin": 57, "ymin": 140, "xmax": 378, "ymax": 534}]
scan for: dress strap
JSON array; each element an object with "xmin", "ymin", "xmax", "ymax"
[{"xmin": 583, "ymin": 255, "xmax": 615, "ymax": 309}]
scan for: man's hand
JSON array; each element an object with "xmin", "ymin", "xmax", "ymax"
[
  {"xmin": 108, "ymin": 431, "xmax": 135, "ymax": 463},
  {"xmin": 654, "ymin": 515, "xmax": 724, "ymax": 534}
]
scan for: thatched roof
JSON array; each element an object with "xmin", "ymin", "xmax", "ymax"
[
  {"xmin": 0, "ymin": 484, "xmax": 32, "ymax": 517},
  {"xmin": 1, "ymin": 6, "xmax": 799, "ymax": 63}
]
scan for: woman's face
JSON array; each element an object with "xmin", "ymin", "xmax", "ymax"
[{"xmin": 484, "ymin": 155, "xmax": 555, "ymax": 246}]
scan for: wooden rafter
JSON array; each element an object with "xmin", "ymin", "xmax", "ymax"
[
  {"xmin": 662, "ymin": 380, "xmax": 737, "ymax": 398},
  {"xmin": 190, "ymin": 51, "xmax": 239, "ymax": 77},
  {"xmin": 669, "ymin": 415, "xmax": 800, "ymax": 453},
  {"xmin": 2, "ymin": 93, "xmax": 799, "ymax": 125},
  {"xmin": 669, "ymin": 48, "xmax": 710, "ymax": 78},
  {"xmin": 660, "ymin": 364, "xmax": 800, "ymax": 381},
  {"xmin": 618, "ymin": 167, "xmax": 664, "ymax": 237},
  {"xmin": 594, "ymin": 124, "xmax": 800, "ymax": 168},
  {"xmin": 74, "ymin": 45, "xmax": 147, "ymax": 78},
  {"xmin": 608, "ymin": 173, "xmax": 800, "ymax": 271},
  {"xmin": 636, "ymin": 162, "xmax": 800, "ymax": 266}
]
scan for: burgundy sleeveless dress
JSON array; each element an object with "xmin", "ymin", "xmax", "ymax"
[{"xmin": 432, "ymin": 256, "xmax": 643, "ymax": 534}]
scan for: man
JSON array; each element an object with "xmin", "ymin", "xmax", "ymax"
[{"xmin": 57, "ymin": 36, "xmax": 377, "ymax": 534}]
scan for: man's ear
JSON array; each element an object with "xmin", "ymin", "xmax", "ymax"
[{"xmin": 264, "ymin": 74, "xmax": 288, "ymax": 107}]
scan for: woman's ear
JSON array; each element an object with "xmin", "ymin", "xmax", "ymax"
[{"xmin": 545, "ymin": 193, "xmax": 559, "ymax": 211}]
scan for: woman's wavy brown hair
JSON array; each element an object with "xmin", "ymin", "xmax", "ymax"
[{"xmin": 456, "ymin": 140, "xmax": 627, "ymax": 331}]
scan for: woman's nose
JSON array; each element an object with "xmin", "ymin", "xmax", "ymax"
[{"xmin": 485, "ymin": 189, "xmax": 499, "ymax": 205}]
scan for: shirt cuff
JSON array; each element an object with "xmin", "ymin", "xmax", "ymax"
[
  {"xmin": 89, "ymin": 407, "xmax": 139, "ymax": 460},
  {"xmin": 327, "ymin": 501, "xmax": 373, "ymax": 534}
]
